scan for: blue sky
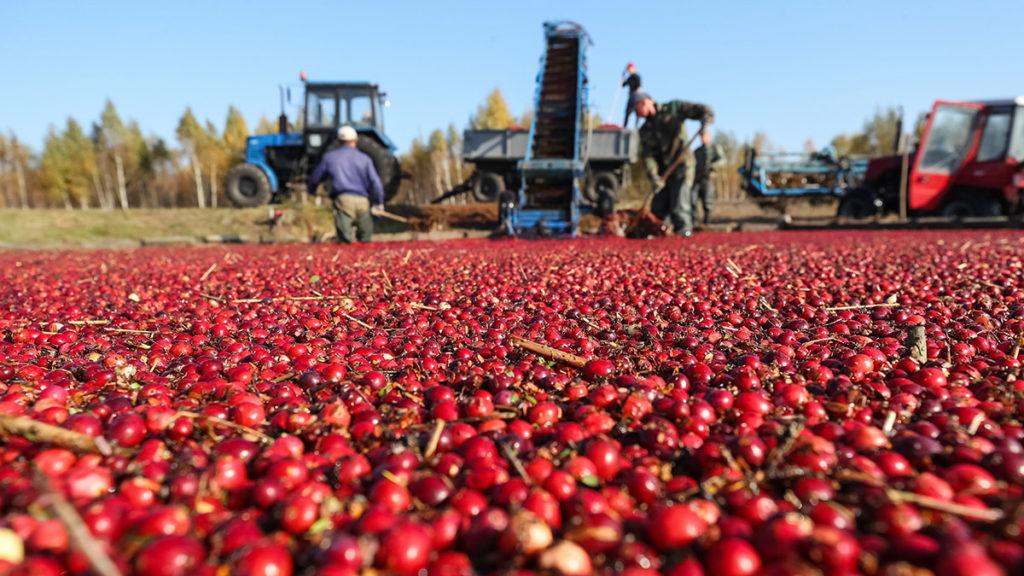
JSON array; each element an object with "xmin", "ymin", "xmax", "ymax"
[{"xmin": 1, "ymin": 0, "xmax": 1021, "ymax": 154}]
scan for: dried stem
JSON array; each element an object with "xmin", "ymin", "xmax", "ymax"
[
  {"xmin": 199, "ymin": 263, "xmax": 217, "ymax": 282},
  {"xmin": 103, "ymin": 328, "xmax": 156, "ymax": 335},
  {"xmin": 886, "ymin": 488, "xmax": 1004, "ymax": 522},
  {"xmin": 0, "ymin": 414, "xmax": 117, "ymax": 455},
  {"xmin": 501, "ymin": 441, "xmax": 534, "ymax": 486},
  {"xmin": 408, "ymin": 412, "xmax": 519, "ymax": 431},
  {"xmin": 341, "ymin": 312, "xmax": 375, "ymax": 330},
  {"xmin": 825, "ymin": 302, "xmax": 898, "ymax": 312},
  {"xmin": 766, "ymin": 421, "xmax": 804, "ymax": 477},
  {"xmin": 174, "ymin": 411, "xmax": 273, "ymax": 444},
  {"xmin": 907, "ymin": 324, "xmax": 927, "ymax": 364},
  {"xmin": 33, "ymin": 472, "xmax": 123, "ymax": 576},
  {"xmin": 423, "ymin": 420, "xmax": 445, "ymax": 460},
  {"xmin": 509, "ymin": 336, "xmax": 587, "ymax": 369},
  {"xmin": 230, "ymin": 294, "xmax": 353, "ymax": 304}
]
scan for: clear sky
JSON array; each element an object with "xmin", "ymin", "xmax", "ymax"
[{"xmin": 1, "ymin": 0, "xmax": 1021, "ymax": 154}]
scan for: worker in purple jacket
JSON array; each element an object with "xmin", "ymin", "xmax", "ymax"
[{"xmin": 308, "ymin": 125, "xmax": 385, "ymax": 243}]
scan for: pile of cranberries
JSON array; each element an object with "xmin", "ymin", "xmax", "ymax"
[{"xmin": 1, "ymin": 231, "xmax": 1024, "ymax": 575}]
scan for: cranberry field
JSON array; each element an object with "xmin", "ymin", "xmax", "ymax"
[{"xmin": 2, "ymin": 231, "xmax": 1024, "ymax": 576}]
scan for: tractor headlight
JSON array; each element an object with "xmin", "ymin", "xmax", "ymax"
[{"xmin": 310, "ymin": 134, "xmax": 322, "ymax": 147}]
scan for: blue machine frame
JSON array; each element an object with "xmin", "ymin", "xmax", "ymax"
[
  {"xmin": 244, "ymin": 133, "xmax": 303, "ymax": 193},
  {"xmin": 244, "ymin": 129, "xmax": 395, "ymax": 194},
  {"xmin": 741, "ymin": 152, "xmax": 869, "ymax": 197},
  {"xmin": 513, "ymin": 21, "xmax": 592, "ymax": 236}
]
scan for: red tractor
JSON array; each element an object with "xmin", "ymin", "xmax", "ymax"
[{"xmin": 838, "ymin": 98, "xmax": 1024, "ymax": 218}]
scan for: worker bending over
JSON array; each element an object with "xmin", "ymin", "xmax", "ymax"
[
  {"xmin": 693, "ymin": 130, "xmax": 725, "ymax": 225},
  {"xmin": 633, "ymin": 91, "xmax": 714, "ymax": 237},
  {"xmin": 308, "ymin": 126, "xmax": 385, "ymax": 243}
]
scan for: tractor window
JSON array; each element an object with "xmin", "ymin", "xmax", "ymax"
[
  {"xmin": 347, "ymin": 95, "xmax": 375, "ymax": 128},
  {"xmin": 918, "ymin": 105, "xmax": 978, "ymax": 173},
  {"xmin": 1010, "ymin": 108, "xmax": 1024, "ymax": 162},
  {"xmin": 977, "ymin": 111, "xmax": 1011, "ymax": 162},
  {"xmin": 306, "ymin": 91, "xmax": 337, "ymax": 128}
]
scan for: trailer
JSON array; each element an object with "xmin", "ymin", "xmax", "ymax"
[
  {"xmin": 459, "ymin": 127, "xmax": 637, "ymax": 210},
  {"xmin": 433, "ymin": 21, "xmax": 638, "ymax": 236},
  {"xmin": 740, "ymin": 149, "xmax": 868, "ymax": 199}
]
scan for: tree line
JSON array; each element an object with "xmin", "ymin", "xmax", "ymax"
[
  {"xmin": 0, "ymin": 89, "xmax": 908, "ymax": 209},
  {"xmin": 0, "ymin": 101, "xmax": 278, "ymax": 210}
]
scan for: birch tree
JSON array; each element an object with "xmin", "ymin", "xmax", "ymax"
[{"xmin": 176, "ymin": 108, "xmax": 206, "ymax": 208}]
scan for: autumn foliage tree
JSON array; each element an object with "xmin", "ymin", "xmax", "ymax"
[{"xmin": 471, "ymin": 88, "xmax": 515, "ymax": 130}]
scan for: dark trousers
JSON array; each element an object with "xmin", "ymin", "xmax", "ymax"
[
  {"xmin": 332, "ymin": 194, "xmax": 373, "ymax": 243},
  {"xmin": 650, "ymin": 166, "xmax": 695, "ymax": 234},
  {"xmin": 693, "ymin": 178, "xmax": 715, "ymax": 223}
]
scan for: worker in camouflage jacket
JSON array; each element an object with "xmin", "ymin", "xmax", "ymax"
[
  {"xmin": 633, "ymin": 91, "xmax": 714, "ymax": 236},
  {"xmin": 693, "ymin": 130, "xmax": 726, "ymax": 225}
]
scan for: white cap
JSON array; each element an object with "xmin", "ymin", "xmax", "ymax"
[{"xmin": 337, "ymin": 125, "xmax": 358, "ymax": 142}]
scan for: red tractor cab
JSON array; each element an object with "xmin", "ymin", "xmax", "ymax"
[{"xmin": 838, "ymin": 97, "xmax": 1024, "ymax": 218}]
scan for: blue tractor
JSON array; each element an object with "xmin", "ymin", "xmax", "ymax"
[{"xmin": 225, "ymin": 81, "xmax": 402, "ymax": 207}]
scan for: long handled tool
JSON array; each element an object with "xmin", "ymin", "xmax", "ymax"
[
  {"xmin": 371, "ymin": 207, "xmax": 411, "ymax": 224},
  {"xmin": 625, "ymin": 130, "xmax": 703, "ymax": 235}
]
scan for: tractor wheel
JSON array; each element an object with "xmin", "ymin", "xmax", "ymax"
[
  {"xmin": 971, "ymin": 194, "xmax": 1003, "ymax": 217},
  {"xmin": 941, "ymin": 200, "xmax": 973, "ymax": 219},
  {"xmin": 226, "ymin": 164, "xmax": 272, "ymax": 208},
  {"xmin": 837, "ymin": 189, "xmax": 878, "ymax": 219},
  {"xmin": 586, "ymin": 171, "xmax": 619, "ymax": 205},
  {"xmin": 357, "ymin": 137, "xmax": 401, "ymax": 202},
  {"xmin": 942, "ymin": 193, "xmax": 1003, "ymax": 219},
  {"xmin": 497, "ymin": 191, "xmax": 516, "ymax": 235},
  {"xmin": 596, "ymin": 189, "xmax": 616, "ymax": 217},
  {"xmin": 473, "ymin": 172, "xmax": 505, "ymax": 203}
]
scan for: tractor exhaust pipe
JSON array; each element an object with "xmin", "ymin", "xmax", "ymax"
[{"xmin": 278, "ymin": 85, "xmax": 289, "ymax": 134}]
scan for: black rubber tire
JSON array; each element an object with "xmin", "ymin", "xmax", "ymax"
[
  {"xmin": 972, "ymin": 195, "xmax": 1003, "ymax": 217},
  {"xmin": 941, "ymin": 201, "xmax": 973, "ymax": 219},
  {"xmin": 497, "ymin": 191, "xmax": 516, "ymax": 235},
  {"xmin": 226, "ymin": 164, "xmax": 272, "ymax": 208},
  {"xmin": 473, "ymin": 172, "xmax": 505, "ymax": 203},
  {"xmin": 357, "ymin": 137, "xmax": 401, "ymax": 202},
  {"xmin": 942, "ymin": 193, "xmax": 1003, "ymax": 219},
  {"xmin": 837, "ymin": 189, "xmax": 877, "ymax": 219},
  {"xmin": 586, "ymin": 171, "xmax": 619, "ymax": 204},
  {"xmin": 596, "ymin": 190, "xmax": 615, "ymax": 217}
]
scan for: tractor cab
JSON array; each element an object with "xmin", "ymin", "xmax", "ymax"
[
  {"xmin": 302, "ymin": 82, "xmax": 391, "ymax": 156},
  {"xmin": 909, "ymin": 98, "xmax": 1024, "ymax": 213},
  {"xmin": 224, "ymin": 79, "xmax": 401, "ymax": 208}
]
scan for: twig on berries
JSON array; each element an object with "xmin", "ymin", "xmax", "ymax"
[
  {"xmin": 509, "ymin": 336, "xmax": 587, "ymax": 369},
  {"xmin": 824, "ymin": 302, "xmax": 898, "ymax": 312},
  {"xmin": 199, "ymin": 263, "xmax": 217, "ymax": 282},
  {"xmin": 885, "ymin": 488, "xmax": 1004, "ymax": 522},
  {"xmin": 174, "ymin": 411, "xmax": 273, "ymax": 444},
  {"xmin": 341, "ymin": 312, "xmax": 375, "ymax": 330},
  {"xmin": 0, "ymin": 414, "xmax": 119, "ymax": 456},
  {"xmin": 500, "ymin": 441, "xmax": 534, "ymax": 486},
  {"xmin": 33, "ymin": 471, "xmax": 123, "ymax": 576},
  {"xmin": 423, "ymin": 420, "xmax": 446, "ymax": 460}
]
